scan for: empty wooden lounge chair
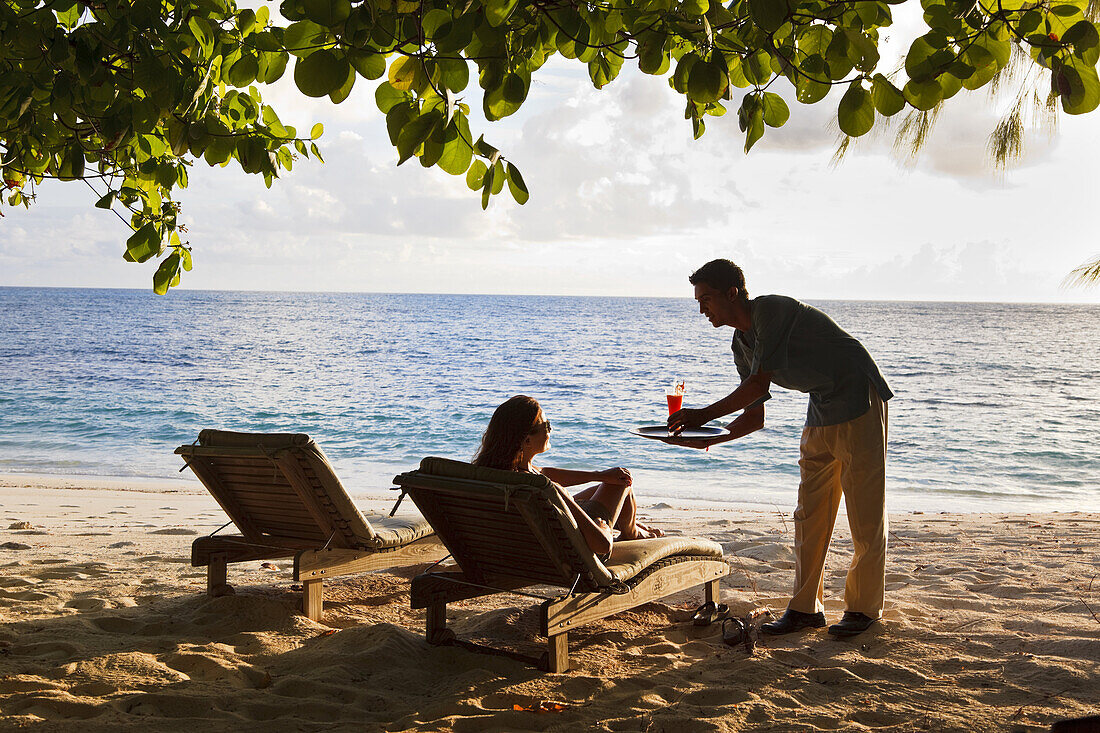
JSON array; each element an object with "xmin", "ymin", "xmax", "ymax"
[
  {"xmin": 176, "ymin": 430, "xmax": 445, "ymax": 620},
  {"xmin": 393, "ymin": 457, "xmax": 730, "ymax": 672}
]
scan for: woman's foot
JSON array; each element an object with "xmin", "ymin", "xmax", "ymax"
[{"xmin": 621, "ymin": 522, "xmax": 664, "ymax": 540}]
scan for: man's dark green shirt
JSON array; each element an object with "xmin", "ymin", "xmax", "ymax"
[{"xmin": 732, "ymin": 295, "xmax": 893, "ymax": 427}]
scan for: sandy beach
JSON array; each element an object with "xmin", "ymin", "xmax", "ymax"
[{"xmin": 1, "ymin": 476, "xmax": 1098, "ymax": 732}]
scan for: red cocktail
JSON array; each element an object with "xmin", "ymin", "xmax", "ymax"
[{"xmin": 666, "ymin": 381, "xmax": 685, "ymax": 415}]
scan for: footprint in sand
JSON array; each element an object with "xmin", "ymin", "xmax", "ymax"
[
  {"xmin": 682, "ymin": 686, "xmax": 753, "ymax": 707},
  {"xmin": 89, "ymin": 615, "xmax": 145, "ymax": 634},
  {"xmin": 114, "ymin": 692, "xmax": 215, "ymax": 719},
  {"xmin": 269, "ymin": 676, "xmax": 358, "ymax": 703},
  {"xmin": 163, "ymin": 650, "xmax": 271, "ymax": 688},
  {"xmin": 108, "ymin": 541, "xmax": 136, "ymax": 548},
  {"xmin": 807, "ymin": 666, "xmax": 869, "ymax": 684},
  {"xmin": 10, "ymin": 640, "xmax": 83, "ymax": 660},
  {"xmin": 4, "ymin": 693, "xmax": 105, "ymax": 720},
  {"xmin": 8, "ymin": 521, "xmax": 34, "ymax": 530},
  {"xmin": 733, "ymin": 541, "xmax": 795, "ymax": 563},
  {"xmin": 4, "ymin": 590, "xmax": 53, "ymax": 602},
  {"xmin": 0, "ymin": 678, "xmax": 67, "ymax": 694},
  {"xmin": 148, "ymin": 528, "xmax": 198, "ymax": 535},
  {"xmin": 69, "ymin": 681, "xmax": 119, "ymax": 697},
  {"xmin": 65, "ymin": 597, "xmax": 111, "ymax": 611},
  {"xmin": 37, "ymin": 569, "xmax": 91, "ymax": 581}
]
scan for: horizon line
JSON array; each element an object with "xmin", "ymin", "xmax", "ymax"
[{"xmin": 1, "ymin": 283, "xmax": 1097, "ymax": 307}]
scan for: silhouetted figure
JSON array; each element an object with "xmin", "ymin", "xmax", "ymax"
[
  {"xmin": 475, "ymin": 395, "xmax": 663, "ymax": 558},
  {"xmin": 668, "ymin": 259, "xmax": 892, "ymax": 638}
]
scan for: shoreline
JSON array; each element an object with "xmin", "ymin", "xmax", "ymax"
[{"xmin": 2, "ymin": 471, "xmax": 1096, "ymax": 516}]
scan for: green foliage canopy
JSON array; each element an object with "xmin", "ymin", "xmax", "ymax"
[{"xmin": 3, "ymin": 0, "xmax": 1100, "ymax": 291}]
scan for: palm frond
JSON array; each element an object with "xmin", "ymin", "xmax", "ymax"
[
  {"xmin": 988, "ymin": 99, "xmax": 1024, "ymax": 168},
  {"xmin": 1063, "ymin": 256, "xmax": 1100, "ymax": 288},
  {"xmin": 893, "ymin": 106, "xmax": 942, "ymax": 161},
  {"xmin": 831, "ymin": 135, "xmax": 852, "ymax": 167}
]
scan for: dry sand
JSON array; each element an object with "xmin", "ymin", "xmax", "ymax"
[{"xmin": 1, "ymin": 478, "xmax": 1098, "ymax": 732}]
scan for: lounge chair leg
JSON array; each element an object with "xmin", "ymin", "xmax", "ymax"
[
  {"xmin": 547, "ymin": 632, "xmax": 569, "ymax": 673},
  {"xmin": 207, "ymin": 552, "xmax": 228, "ymax": 597},
  {"xmin": 303, "ymin": 579, "xmax": 323, "ymax": 621},
  {"xmin": 426, "ymin": 598, "xmax": 453, "ymax": 644},
  {"xmin": 705, "ymin": 578, "xmax": 721, "ymax": 606}
]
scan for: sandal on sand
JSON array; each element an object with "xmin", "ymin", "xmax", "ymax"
[
  {"xmin": 692, "ymin": 601, "xmax": 730, "ymax": 627},
  {"xmin": 722, "ymin": 617, "xmax": 751, "ymax": 647}
]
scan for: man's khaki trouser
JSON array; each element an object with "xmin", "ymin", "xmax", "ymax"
[{"xmin": 788, "ymin": 389, "xmax": 888, "ymax": 619}]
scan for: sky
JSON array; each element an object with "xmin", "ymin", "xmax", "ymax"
[{"xmin": 2, "ymin": 5, "xmax": 1099, "ymax": 303}]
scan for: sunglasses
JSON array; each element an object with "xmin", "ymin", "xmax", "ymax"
[{"xmin": 529, "ymin": 420, "xmax": 552, "ymax": 434}]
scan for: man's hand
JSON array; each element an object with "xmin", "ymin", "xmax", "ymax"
[
  {"xmin": 667, "ymin": 407, "xmax": 711, "ymax": 435},
  {"xmin": 598, "ymin": 467, "xmax": 632, "ymax": 486},
  {"xmin": 662, "ymin": 434, "xmax": 730, "ymax": 450}
]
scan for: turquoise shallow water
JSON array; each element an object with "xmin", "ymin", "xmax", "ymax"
[{"xmin": 1, "ymin": 287, "xmax": 1097, "ymax": 512}]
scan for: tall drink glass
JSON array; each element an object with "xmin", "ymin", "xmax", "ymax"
[{"xmin": 666, "ymin": 381, "xmax": 685, "ymax": 415}]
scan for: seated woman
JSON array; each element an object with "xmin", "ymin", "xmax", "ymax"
[{"xmin": 473, "ymin": 395, "xmax": 663, "ymax": 558}]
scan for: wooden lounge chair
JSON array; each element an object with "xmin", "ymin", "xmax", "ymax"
[
  {"xmin": 176, "ymin": 430, "xmax": 445, "ymax": 620},
  {"xmin": 393, "ymin": 457, "xmax": 730, "ymax": 672}
]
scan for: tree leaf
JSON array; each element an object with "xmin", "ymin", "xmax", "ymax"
[
  {"xmin": 485, "ymin": 0, "xmax": 520, "ymax": 27},
  {"xmin": 466, "ymin": 159, "xmax": 488, "ymax": 190},
  {"xmin": 749, "ymin": 0, "xmax": 788, "ymax": 32},
  {"xmin": 229, "ymin": 55, "xmax": 259, "ymax": 88},
  {"xmin": 837, "ymin": 80, "xmax": 874, "ymax": 137},
  {"xmin": 505, "ymin": 162, "xmax": 528, "ymax": 204},
  {"xmin": 387, "ymin": 55, "xmax": 419, "ymax": 91},
  {"xmin": 439, "ymin": 58, "xmax": 470, "ymax": 92},
  {"xmin": 153, "ymin": 253, "xmax": 181, "ymax": 295},
  {"xmin": 302, "ymin": 0, "xmax": 352, "ymax": 27},
  {"xmin": 397, "ymin": 110, "xmax": 440, "ymax": 165},
  {"xmin": 125, "ymin": 223, "xmax": 161, "ymax": 263},
  {"xmin": 903, "ymin": 78, "xmax": 943, "ymax": 110},
  {"xmin": 1056, "ymin": 59, "xmax": 1100, "ymax": 114},
  {"xmin": 688, "ymin": 59, "xmax": 725, "ymax": 103},
  {"xmin": 328, "ymin": 62, "xmax": 356, "ymax": 103},
  {"xmin": 761, "ymin": 92, "xmax": 789, "ymax": 127},
  {"xmin": 348, "ymin": 49, "xmax": 386, "ymax": 80},
  {"xmin": 438, "ymin": 116, "xmax": 474, "ymax": 175},
  {"xmin": 375, "ymin": 82, "xmax": 406, "ymax": 114},
  {"xmin": 871, "ymin": 74, "xmax": 905, "ymax": 116},
  {"xmin": 293, "ymin": 50, "xmax": 350, "ymax": 97}
]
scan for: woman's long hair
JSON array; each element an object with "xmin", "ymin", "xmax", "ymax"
[{"xmin": 473, "ymin": 395, "xmax": 541, "ymax": 471}]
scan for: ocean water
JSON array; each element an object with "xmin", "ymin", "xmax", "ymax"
[{"xmin": 1, "ymin": 287, "xmax": 1097, "ymax": 512}]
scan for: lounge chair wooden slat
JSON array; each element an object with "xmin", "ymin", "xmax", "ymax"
[
  {"xmin": 235, "ymin": 516, "xmax": 329, "ymax": 537},
  {"xmin": 185, "ymin": 459, "xmax": 263, "ymax": 541},
  {"xmin": 226, "ymin": 496, "xmax": 314, "ymax": 514},
  {"xmin": 216, "ymin": 484, "xmax": 300, "ymax": 501},
  {"xmin": 214, "ymin": 473, "xmax": 295, "ymax": 488},
  {"xmin": 213, "ymin": 465, "xmax": 287, "ymax": 479},
  {"xmin": 429, "ymin": 535, "xmax": 565, "ymax": 576},
  {"xmin": 179, "ymin": 431, "xmax": 445, "ymax": 621}
]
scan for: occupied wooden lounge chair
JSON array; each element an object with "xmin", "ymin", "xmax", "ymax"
[
  {"xmin": 393, "ymin": 458, "xmax": 730, "ymax": 672},
  {"xmin": 177, "ymin": 430, "xmax": 445, "ymax": 620}
]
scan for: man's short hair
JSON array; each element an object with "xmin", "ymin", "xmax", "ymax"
[{"xmin": 689, "ymin": 259, "xmax": 749, "ymax": 302}]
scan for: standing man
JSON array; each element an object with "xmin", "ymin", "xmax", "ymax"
[{"xmin": 668, "ymin": 259, "xmax": 892, "ymax": 637}]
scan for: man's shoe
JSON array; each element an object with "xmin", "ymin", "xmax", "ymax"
[
  {"xmin": 760, "ymin": 609, "xmax": 826, "ymax": 635},
  {"xmin": 827, "ymin": 611, "xmax": 879, "ymax": 638}
]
